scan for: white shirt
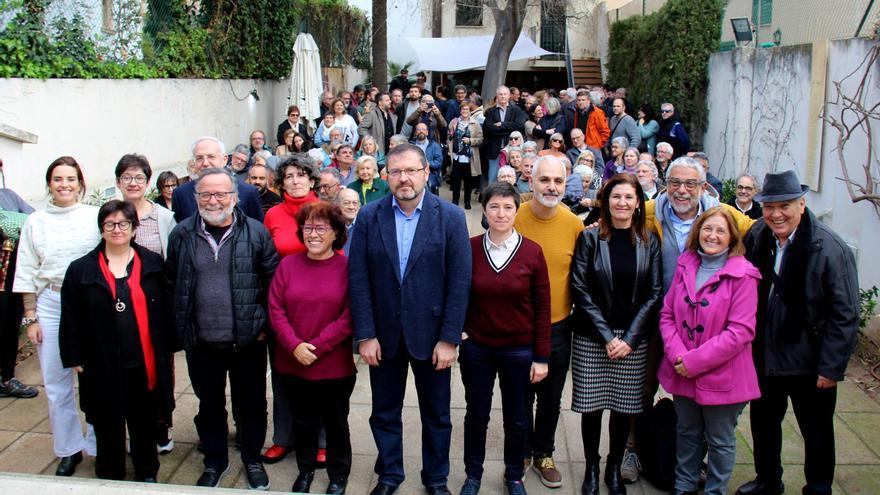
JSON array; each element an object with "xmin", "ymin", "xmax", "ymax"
[{"xmin": 483, "ymin": 229, "xmax": 521, "ymax": 272}]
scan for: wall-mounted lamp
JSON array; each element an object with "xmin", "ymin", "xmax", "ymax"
[
  {"xmin": 730, "ymin": 17, "xmax": 753, "ymax": 46},
  {"xmin": 250, "ymin": 89, "xmax": 260, "ymax": 101},
  {"xmin": 773, "ymin": 28, "xmax": 782, "ymax": 46}
]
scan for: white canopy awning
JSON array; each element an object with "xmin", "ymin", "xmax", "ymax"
[{"xmin": 404, "ymin": 33, "xmax": 556, "ymax": 73}]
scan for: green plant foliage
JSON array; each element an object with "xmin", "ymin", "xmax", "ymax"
[
  {"xmin": 860, "ymin": 286, "xmax": 879, "ymax": 331},
  {"xmin": 720, "ymin": 177, "xmax": 736, "ymax": 204},
  {"xmin": 606, "ymin": 0, "xmax": 724, "ymax": 149},
  {"xmin": 0, "ymin": 0, "xmax": 370, "ymax": 79}
]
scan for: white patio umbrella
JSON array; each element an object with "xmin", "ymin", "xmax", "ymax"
[{"xmin": 289, "ymin": 33, "xmax": 323, "ymax": 132}]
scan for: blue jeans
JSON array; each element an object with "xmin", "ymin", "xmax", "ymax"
[
  {"xmin": 488, "ymin": 157, "xmax": 501, "ymax": 183},
  {"xmin": 460, "ymin": 340, "xmax": 533, "ymax": 482},
  {"xmin": 673, "ymin": 396, "xmax": 745, "ymax": 495}
]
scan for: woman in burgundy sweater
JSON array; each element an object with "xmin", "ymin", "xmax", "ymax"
[
  {"xmin": 267, "ymin": 202, "xmax": 355, "ymax": 495},
  {"xmin": 459, "ymin": 181, "xmax": 552, "ymax": 495}
]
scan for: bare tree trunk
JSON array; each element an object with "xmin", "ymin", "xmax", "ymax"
[
  {"xmin": 431, "ymin": 0, "xmax": 443, "ymax": 88},
  {"xmin": 372, "ymin": 0, "xmax": 388, "ymax": 89},
  {"xmin": 481, "ymin": 0, "xmax": 528, "ymax": 104}
]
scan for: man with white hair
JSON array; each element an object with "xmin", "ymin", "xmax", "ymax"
[
  {"xmin": 657, "ymin": 103, "xmax": 690, "ymax": 159},
  {"xmin": 636, "ymin": 160, "xmax": 661, "ymax": 199},
  {"xmin": 483, "ymin": 86, "xmax": 528, "ymax": 183},
  {"xmin": 655, "ymin": 142, "xmax": 675, "ymax": 183},
  {"xmin": 513, "ymin": 155, "xmax": 584, "ymax": 488},
  {"xmin": 172, "ymin": 137, "xmax": 265, "ymax": 222},
  {"xmin": 335, "ymin": 188, "xmax": 360, "ymax": 256},
  {"xmin": 166, "ymin": 167, "xmax": 279, "ymax": 489}
]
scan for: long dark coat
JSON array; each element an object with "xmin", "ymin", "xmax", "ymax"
[{"xmin": 59, "ymin": 242, "xmax": 178, "ymax": 424}]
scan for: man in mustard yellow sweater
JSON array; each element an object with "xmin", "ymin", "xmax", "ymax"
[{"xmin": 514, "ymin": 155, "xmax": 585, "ymax": 489}]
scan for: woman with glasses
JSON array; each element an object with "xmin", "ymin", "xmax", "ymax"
[
  {"xmin": 155, "ymin": 171, "xmax": 178, "ymax": 211},
  {"xmin": 602, "ymin": 137, "xmax": 628, "ymax": 180},
  {"xmin": 14, "ymin": 157, "xmax": 101, "ymax": 476},
  {"xmin": 276, "ymin": 105, "xmax": 310, "ymax": 150},
  {"xmin": 268, "ymin": 201, "xmax": 355, "ymax": 495},
  {"xmin": 659, "ymin": 206, "xmax": 760, "ymax": 495},
  {"xmin": 570, "ymin": 173, "xmax": 662, "ymax": 495},
  {"xmin": 262, "ymin": 154, "xmax": 321, "ymax": 463},
  {"xmin": 538, "ymin": 132, "xmax": 571, "ymax": 168},
  {"xmin": 115, "ymin": 154, "xmax": 177, "ymax": 454},
  {"xmin": 59, "ymin": 200, "xmax": 177, "ymax": 482},
  {"xmin": 497, "ymin": 131, "xmax": 523, "ymax": 168}
]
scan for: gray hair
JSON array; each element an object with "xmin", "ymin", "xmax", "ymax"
[
  {"xmin": 335, "ymin": 187, "xmax": 360, "ymax": 205},
  {"xmin": 232, "ymin": 144, "xmax": 250, "ymax": 157},
  {"xmin": 355, "ymin": 154, "xmax": 378, "ymax": 172},
  {"xmin": 522, "ymin": 152, "xmax": 538, "ymax": 164},
  {"xmin": 532, "ymin": 155, "xmax": 567, "ymax": 179},
  {"xmin": 497, "ymin": 165, "xmax": 517, "ymax": 178},
  {"xmin": 570, "ymin": 127, "xmax": 585, "ymax": 138},
  {"xmin": 637, "ymin": 160, "xmax": 659, "ymax": 178},
  {"xmin": 389, "ymin": 134, "xmax": 409, "ymax": 147},
  {"xmin": 545, "ymin": 97, "xmax": 561, "ymax": 115},
  {"xmin": 522, "ymin": 141, "xmax": 538, "ymax": 153},
  {"xmin": 193, "ymin": 167, "xmax": 238, "ymax": 195},
  {"xmin": 656, "ymin": 141, "xmax": 674, "ymax": 154},
  {"xmin": 667, "ymin": 156, "xmax": 706, "ymax": 182},
  {"xmin": 661, "ymin": 102, "xmax": 674, "ymax": 112},
  {"xmin": 252, "ymin": 150, "xmax": 271, "ymax": 162},
  {"xmin": 736, "ymin": 173, "xmax": 760, "ymax": 191},
  {"xmin": 191, "ymin": 137, "xmax": 226, "ymax": 157},
  {"xmin": 611, "ymin": 136, "xmax": 629, "ymax": 149},
  {"xmin": 589, "ymin": 91, "xmax": 603, "ymax": 105},
  {"xmin": 320, "ymin": 167, "xmax": 341, "ymax": 182}
]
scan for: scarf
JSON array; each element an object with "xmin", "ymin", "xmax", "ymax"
[
  {"xmin": 752, "ymin": 209, "xmax": 813, "ymax": 340},
  {"xmin": 98, "ymin": 249, "xmax": 157, "ymax": 390}
]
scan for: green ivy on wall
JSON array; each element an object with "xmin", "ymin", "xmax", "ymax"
[
  {"xmin": 0, "ymin": 0, "xmax": 370, "ymax": 79},
  {"xmin": 606, "ymin": 0, "xmax": 724, "ymax": 148}
]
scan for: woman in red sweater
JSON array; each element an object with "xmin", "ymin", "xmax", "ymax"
[
  {"xmin": 264, "ymin": 154, "xmax": 320, "ymax": 258},
  {"xmin": 262, "ymin": 153, "xmax": 321, "ymax": 463},
  {"xmin": 268, "ymin": 201, "xmax": 354, "ymax": 495},
  {"xmin": 459, "ymin": 181, "xmax": 552, "ymax": 495}
]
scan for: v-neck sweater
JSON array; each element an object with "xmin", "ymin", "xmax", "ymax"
[{"xmin": 463, "ymin": 234, "xmax": 552, "ymax": 361}]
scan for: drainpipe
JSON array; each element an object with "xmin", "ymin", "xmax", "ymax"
[{"xmin": 855, "ymin": 0, "xmax": 876, "ymax": 37}]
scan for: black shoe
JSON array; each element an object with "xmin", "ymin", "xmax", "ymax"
[
  {"xmin": 0, "ymin": 378, "xmax": 38, "ymax": 398},
  {"xmin": 464, "ymin": 203, "xmax": 471, "ymax": 209},
  {"xmin": 582, "ymin": 463, "xmax": 600, "ymax": 495},
  {"xmin": 736, "ymin": 479, "xmax": 785, "ymax": 495},
  {"xmin": 246, "ymin": 462, "xmax": 270, "ymax": 490},
  {"xmin": 196, "ymin": 464, "xmax": 230, "ymax": 487},
  {"xmin": 426, "ymin": 486, "xmax": 452, "ymax": 495},
  {"xmin": 369, "ymin": 483, "xmax": 398, "ymax": 495},
  {"xmin": 293, "ymin": 470, "xmax": 315, "ymax": 492},
  {"xmin": 326, "ymin": 476, "xmax": 348, "ymax": 494},
  {"xmin": 55, "ymin": 452, "xmax": 83, "ymax": 476},
  {"xmin": 604, "ymin": 463, "xmax": 626, "ymax": 495}
]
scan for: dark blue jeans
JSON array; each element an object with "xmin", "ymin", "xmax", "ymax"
[
  {"xmin": 529, "ymin": 318, "xmax": 572, "ymax": 457},
  {"xmin": 460, "ymin": 339, "xmax": 533, "ymax": 482}
]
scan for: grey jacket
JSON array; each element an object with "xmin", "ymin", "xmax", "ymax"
[{"xmin": 608, "ymin": 113, "xmax": 641, "ymax": 150}]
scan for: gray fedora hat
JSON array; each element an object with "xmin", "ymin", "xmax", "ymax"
[{"xmin": 754, "ymin": 170, "xmax": 809, "ymax": 203}]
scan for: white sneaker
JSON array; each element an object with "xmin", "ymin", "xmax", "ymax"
[
  {"xmin": 157, "ymin": 426, "xmax": 174, "ymax": 455},
  {"xmin": 620, "ymin": 450, "xmax": 641, "ymax": 483}
]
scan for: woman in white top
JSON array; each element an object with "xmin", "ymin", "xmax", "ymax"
[
  {"xmin": 14, "ymin": 156, "xmax": 101, "ymax": 476},
  {"xmin": 330, "ymin": 98, "xmax": 359, "ymax": 148}
]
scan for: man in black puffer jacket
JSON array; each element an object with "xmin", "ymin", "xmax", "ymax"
[{"xmin": 166, "ymin": 167, "xmax": 279, "ymax": 490}]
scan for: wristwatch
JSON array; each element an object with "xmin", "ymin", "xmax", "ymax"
[{"xmin": 20, "ymin": 316, "xmax": 38, "ymax": 329}]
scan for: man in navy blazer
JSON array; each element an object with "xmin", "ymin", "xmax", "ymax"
[
  {"xmin": 172, "ymin": 137, "xmax": 264, "ymax": 222},
  {"xmin": 348, "ymin": 144, "xmax": 471, "ymax": 495}
]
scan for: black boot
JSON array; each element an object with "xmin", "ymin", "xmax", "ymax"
[
  {"xmin": 604, "ymin": 463, "xmax": 626, "ymax": 495},
  {"xmin": 581, "ymin": 463, "xmax": 600, "ymax": 495}
]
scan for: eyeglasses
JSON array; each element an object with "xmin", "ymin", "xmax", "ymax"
[
  {"xmin": 667, "ymin": 178, "xmax": 704, "ymax": 191},
  {"xmin": 194, "ymin": 154, "xmax": 220, "ymax": 164},
  {"xmin": 736, "ymin": 185, "xmax": 755, "ymax": 191},
  {"xmin": 302, "ymin": 224, "xmax": 331, "ymax": 235},
  {"xmin": 661, "ymin": 109, "xmax": 673, "ymax": 114},
  {"xmin": 551, "ymin": 139, "xmax": 563, "ymax": 143},
  {"xmin": 387, "ymin": 166, "xmax": 426, "ymax": 178},
  {"xmin": 289, "ymin": 113, "xmax": 299, "ymax": 117},
  {"xmin": 510, "ymin": 137, "xmax": 521, "ymax": 141},
  {"xmin": 161, "ymin": 183, "xmax": 178, "ymax": 190},
  {"xmin": 196, "ymin": 191, "xmax": 234, "ymax": 201},
  {"xmin": 119, "ymin": 175, "xmax": 147, "ymax": 185},
  {"xmin": 102, "ymin": 220, "xmax": 132, "ymax": 232},
  {"xmin": 318, "ymin": 183, "xmax": 340, "ymax": 191}
]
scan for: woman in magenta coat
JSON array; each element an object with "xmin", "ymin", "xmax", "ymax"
[{"xmin": 658, "ymin": 206, "xmax": 761, "ymax": 495}]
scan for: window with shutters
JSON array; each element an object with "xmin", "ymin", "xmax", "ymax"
[
  {"xmin": 456, "ymin": 0, "xmax": 483, "ymax": 27},
  {"xmin": 753, "ymin": 0, "xmax": 772, "ymax": 26}
]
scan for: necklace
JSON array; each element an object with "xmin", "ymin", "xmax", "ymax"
[{"xmin": 106, "ymin": 248, "xmax": 133, "ymax": 312}]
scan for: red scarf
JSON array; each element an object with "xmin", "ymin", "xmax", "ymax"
[{"xmin": 98, "ymin": 249, "xmax": 157, "ymax": 390}]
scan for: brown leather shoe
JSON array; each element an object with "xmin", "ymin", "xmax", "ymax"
[{"xmin": 532, "ymin": 456, "xmax": 562, "ymax": 488}]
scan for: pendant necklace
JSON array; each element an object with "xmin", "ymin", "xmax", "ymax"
[{"xmin": 111, "ymin": 248, "xmax": 133, "ymax": 313}]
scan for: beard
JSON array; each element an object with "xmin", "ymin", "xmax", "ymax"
[
  {"xmin": 670, "ymin": 192, "xmax": 699, "ymax": 215},
  {"xmin": 535, "ymin": 190, "xmax": 561, "ymax": 208},
  {"xmin": 199, "ymin": 203, "xmax": 235, "ymax": 226},
  {"xmin": 392, "ymin": 182, "xmax": 423, "ymax": 202}
]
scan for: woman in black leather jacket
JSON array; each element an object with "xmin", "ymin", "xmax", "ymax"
[{"xmin": 569, "ymin": 173, "xmax": 662, "ymax": 495}]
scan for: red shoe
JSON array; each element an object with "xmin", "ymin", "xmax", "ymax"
[
  {"xmin": 262, "ymin": 444, "xmax": 288, "ymax": 464},
  {"xmin": 316, "ymin": 448, "xmax": 327, "ymax": 468}
]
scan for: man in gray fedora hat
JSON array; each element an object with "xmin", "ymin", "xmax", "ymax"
[{"xmin": 738, "ymin": 169, "xmax": 859, "ymax": 495}]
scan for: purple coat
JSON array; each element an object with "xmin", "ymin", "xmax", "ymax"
[{"xmin": 658, "ymin": 251, "xmax": 761, "ymax": 406}]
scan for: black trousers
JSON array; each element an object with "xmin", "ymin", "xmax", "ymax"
[
  {"xmin": 750, "ymin": 375, "xmax": 838, "ymax": 495},
  {"xmin": 450, "ymin": 161, "xmax": 474, "ymax": 206},
  {"xmin": 283, "ymin": 373, "xmax": 355, "ymax": 479},
  {"xmin": 0, "ymin": 247, "xmax": 23, "ymax": 382},
  {"xmin": 93, "ymin": 366, "xmax": 159, "ymax": 480},
  {"xmin": 528, "ymin": 318, "xmax": 572, "ymax": 457},
  {"xmin": 186, "ymin": 340, "xmax": 267, "ymax": 468}
]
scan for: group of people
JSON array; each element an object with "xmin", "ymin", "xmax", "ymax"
[{"xmin": 0, "ymin": 78, "xmax": 860, "ymax": 495}]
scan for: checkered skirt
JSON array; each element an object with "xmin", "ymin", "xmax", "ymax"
[{"xmin": 571, "ymin": 328, "xmax": 648, "ymax": 414}]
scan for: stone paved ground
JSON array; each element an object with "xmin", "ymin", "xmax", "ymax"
[{"xmin": 1, "ymin": 201, "xmax": 879, "ymax": 494}]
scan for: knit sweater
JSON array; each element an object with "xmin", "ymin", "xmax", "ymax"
[
  {"xmin": 464, "ymin": 234, "xmax": 552, "ymax": 361},
  {"xmin": 514, "ymin": 201, "xmax": 585, "ymax": 323},
  {"xmin": 268, "ymin": 252, "xmax": 355, "ymax": 380},
  {"xmin": 264, "ymin": 192, "xmax": 320, "ymax": 258},
  {"xmin": 14, "ymin": 202, "xmax": 101, "ymax": 295}
]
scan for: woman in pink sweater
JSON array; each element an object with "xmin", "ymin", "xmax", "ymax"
[
  {"xmin": 268, "ymin": 201, "xmax": 354, "ymax": 495},
  {"xmin": 658, "ymin": 206, "xmax": 761, "ymax": 495}
]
